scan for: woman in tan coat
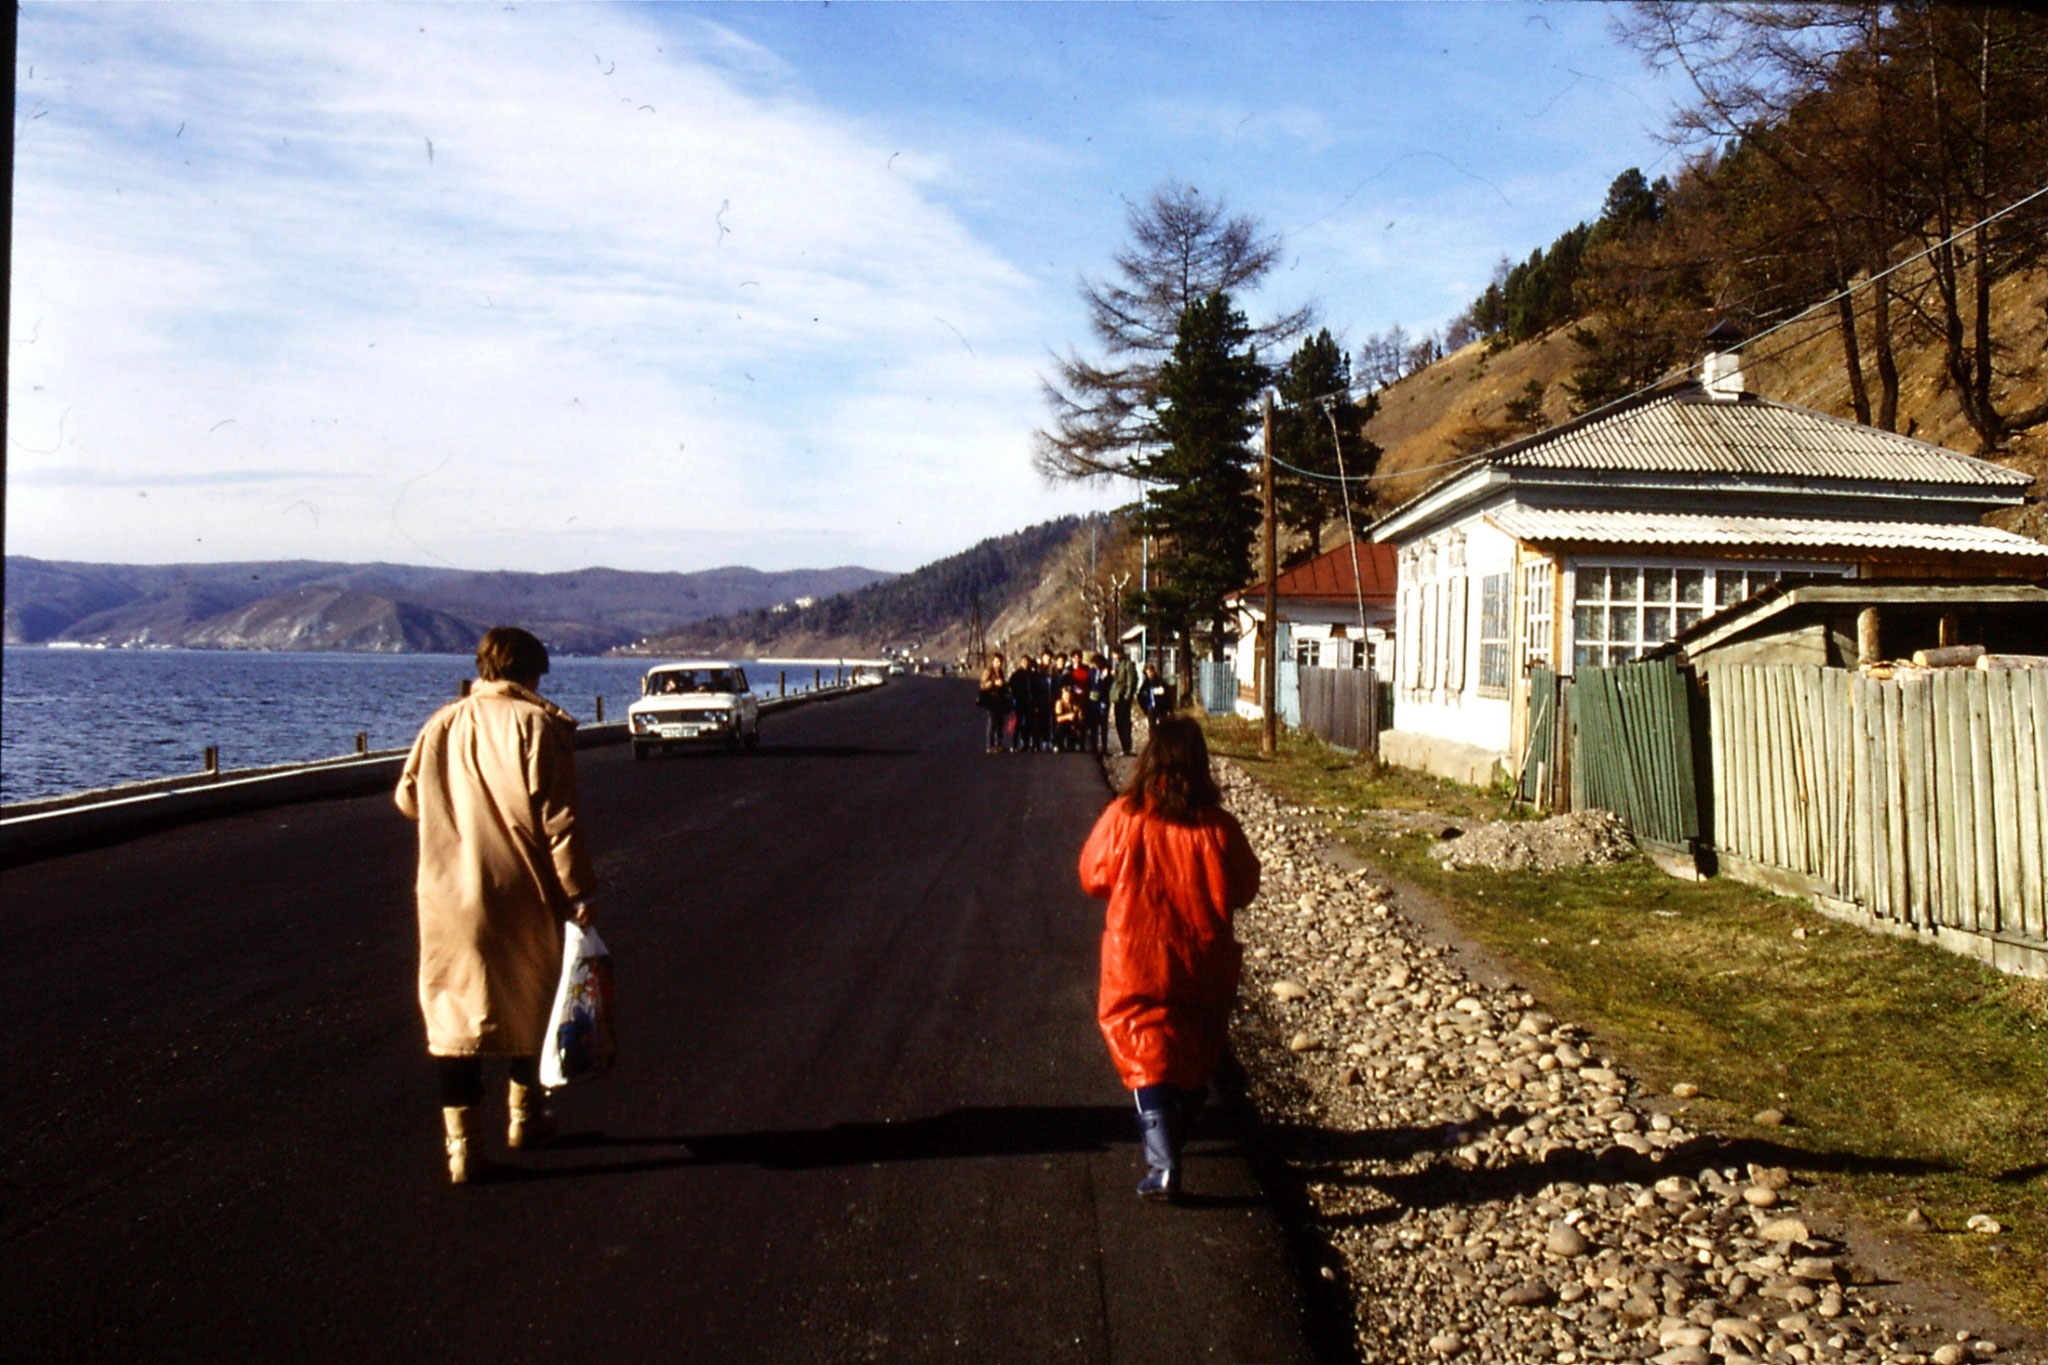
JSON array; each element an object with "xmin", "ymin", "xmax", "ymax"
[{"xmin": 396, "ymin": 626, "xmax": 593, "ymax": 1183}]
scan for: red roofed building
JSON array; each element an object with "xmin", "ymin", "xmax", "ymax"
[{"xmin": 1225, "ymin": 540, "xmax": 1398, "ymax": 716}]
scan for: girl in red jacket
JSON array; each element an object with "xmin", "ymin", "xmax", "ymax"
[{"xmin": 1078, "ymin": 717, "xmax": 1261, "ymax": 1200}]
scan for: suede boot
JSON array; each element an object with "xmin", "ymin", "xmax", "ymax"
[
  {"xmin": 507, "ymin": 1081, "xmax": 553, "ymax": 1150},
  {"xmin": 442, "ymin": 1106, "xmax": 476, "ymax": 1185}
]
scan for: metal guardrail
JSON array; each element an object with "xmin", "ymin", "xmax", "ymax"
[{"xmin": 0, "ymin": 678, "xmax": 885, "ymax": 866}]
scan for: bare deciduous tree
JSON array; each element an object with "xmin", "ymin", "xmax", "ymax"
[{"xmin": 1035, "ymin": 183, "xmax": 1312, "ymax": 480}]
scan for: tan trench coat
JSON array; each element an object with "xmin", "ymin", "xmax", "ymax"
[{"xmin": 395, "ymin": 680, "xmax": 593, "ymax": 1057}]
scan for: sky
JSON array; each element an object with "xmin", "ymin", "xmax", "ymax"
[{"xmin": 8, "ymin": 2, "xmax": 1698, "ymax": 576}]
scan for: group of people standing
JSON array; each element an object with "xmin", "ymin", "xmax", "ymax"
[{"xmin": 976, "ymin": 649, "xmax": 1171, "ymax": 757}]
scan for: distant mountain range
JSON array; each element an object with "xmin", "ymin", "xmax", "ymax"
[{"xmin": 2, "ymin": 558, "xmax": 894, "ymax": 654}]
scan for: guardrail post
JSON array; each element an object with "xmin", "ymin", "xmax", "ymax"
[
  {"xmin": 780, "ymin": 671, "xmax": 786, "ymax": 697},
  {"xmin": 204, "ymin": 746, "xmax": 219, "ymax": 775},
  {"xmin": 355, "ymin": 732, "xmax": 368, "ymax": 754},
  {"xmin": 595, "ymin": 696, "xmax": 605, "ymax": 723}
]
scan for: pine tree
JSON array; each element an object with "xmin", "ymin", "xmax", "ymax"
[
  {"xmin": 1130, "ymin": 291, "xmax": 1266, "ymax": 673},
  {"xmin": 1273, "ymin": 330, "xmax": 1380, "ymax": 559}
]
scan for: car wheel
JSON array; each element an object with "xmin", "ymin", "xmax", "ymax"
[
  {"xmin": 632, "ymin": 742, "xmax": 650, "ymax": 761},
  {"xmin": 743, "ymin": 722, "xmax": 759, "ymax": 751}
]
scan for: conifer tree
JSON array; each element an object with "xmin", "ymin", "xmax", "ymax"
[
  {"xmin": 1273, "ymin": 330, "xmax": 1380, "ymax": 559},
  {"xmin": 1130, "ymin": 291, "xmax": 1266, "ymax": 675}
]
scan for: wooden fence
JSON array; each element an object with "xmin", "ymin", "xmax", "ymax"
[
  {"xmin": 1706, "ymin": 662, "xmax": 2047, "ymax": 970},
  {"xmin": 1297, "ymin": 666, "xmax": 1382, "ymax": 757},
  {"xmin": 1568, "ymin": 657, "xmax": 1702, "ymax": 853}
]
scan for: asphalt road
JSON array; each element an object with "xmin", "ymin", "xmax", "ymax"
[{"xmin": 1, "ymin": 677, "xmax": 1314, "ymax": 1364}]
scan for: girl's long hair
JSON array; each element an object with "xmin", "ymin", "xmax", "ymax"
[{"xmin": 1121, "ymin": 716, "xmax": 1222, "ymax": 824}]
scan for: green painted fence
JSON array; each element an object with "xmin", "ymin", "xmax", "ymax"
[{"xmin": 1567, "ymin": 656, "xmax": 1703, "ymax": 853}]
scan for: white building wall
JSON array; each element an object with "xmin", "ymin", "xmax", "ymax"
[{"xmin": 1393, "ymin": 512, "xmax": 1518, "ymax": 757}]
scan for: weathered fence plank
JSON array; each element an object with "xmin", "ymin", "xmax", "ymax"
[
  {"xmin": 1901, "ymin": 676, "xmax": 1931, "ymax": 928},
  {"xmin": 1882, "ymin": 681, "xmax": 1909, "ymax": 921},
  {"xmin": 1946, "ymin": 672, "xmax": 1977, "ymax": 930},
  {"xmin": 1986, "ymin": 670, "xmax": 2023, "ymax": 932},
  {"xmin": 1967, "ymin": 672, "xmax": 1998, "ymax": 933},
  {"xmin": 2016, "ymin": 670, "xmax": 2045, "ymax": 939},
  {"xmin": 1850, "ymin": 675, "xmax": 1875, "ymax": 908}
]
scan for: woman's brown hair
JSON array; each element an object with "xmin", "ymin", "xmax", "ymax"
[{"xmin": 1121, "ymin": 716, "xmax": 1222, "ymax": 824}]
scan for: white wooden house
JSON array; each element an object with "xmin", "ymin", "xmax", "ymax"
[
  {"xmin": 1368, "ymin": 347, "xmax": 2048, "ymax": 785},
  {"xmin": 1225, "ymin": 541, "xmax": 1397, "ymax": 718}
]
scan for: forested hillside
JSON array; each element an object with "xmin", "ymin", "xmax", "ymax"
[
  {"xmin": 637, "ymin": 517, "xmax": 1097, "ymax": 659},
  {"xmin": 1348, "ymin": 7, "xmax": 2047, "ymax": 540}
]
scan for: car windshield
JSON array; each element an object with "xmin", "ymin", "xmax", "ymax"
[{"xmin": 649, "ymin": 669, "xmax": 735, "ymax": 695}]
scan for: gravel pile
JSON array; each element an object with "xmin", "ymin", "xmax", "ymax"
[
  {"xmin": 1109, "ymin": 752, "xmax": 2013, "ymax": 1365},
  {"xmin": 1427, "ymin": 810, "xmax": 1638, "ymax": 873}
]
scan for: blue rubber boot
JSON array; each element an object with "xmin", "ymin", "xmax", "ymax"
[{"xmin": 1134, "ymin": 1088, "xmax": 1179, "ymax": 1201}]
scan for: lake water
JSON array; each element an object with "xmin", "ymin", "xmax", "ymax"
[{"xmin": 0, "ymin": 648, "xmax": 836, "ymax": 804}]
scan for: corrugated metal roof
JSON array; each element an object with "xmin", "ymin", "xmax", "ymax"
[
  {"xmin": 1235, "ymin": 541, "xmax": 1398, "ymax": 602},
  {"xmin": 1488, "ymin": 508, "xmax": 2048, "ymax": 557},
  {"xmin": 1494, "ymin": 388, "xmax": 2029, "ymax": 487}
]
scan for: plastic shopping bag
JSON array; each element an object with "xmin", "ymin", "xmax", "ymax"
[{"xmin": 540, "ymin": 921, "xmax": 616, "ymax": 1088}]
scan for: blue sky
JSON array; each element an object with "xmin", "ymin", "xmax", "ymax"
[{"xmin": 8, "ymin": 3, "xmax": 1694, "ymax": 575}]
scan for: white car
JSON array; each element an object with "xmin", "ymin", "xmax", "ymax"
[{"xmin": 628, "ymin": 660, "xmax": 761, "ymax": 758}]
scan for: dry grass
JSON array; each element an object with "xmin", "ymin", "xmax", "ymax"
[{"xmin": 1202, "ymin": 717, "xmax": 2048, "ymax": 1328}]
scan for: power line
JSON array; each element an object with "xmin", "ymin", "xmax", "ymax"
[{"xmin": 1267, "ymin": 177, "xmax": 2048, "ymax": 488}]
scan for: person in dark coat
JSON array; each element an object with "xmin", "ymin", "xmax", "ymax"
[
  {"xmin": 1137, "ymin": 663, "xmax": 1171, "ymax": 727},
  {"xmin": 1109, "ymin": 651, "xmax": 1140, "ymax": 756},
  {"xmin": 978, "ymin": 653, "xmax": 1012, "ymax": 753},
  {"xmin": 1007, "ymin": 654, "xmax": 1039, "ymax": 753},
  {"xmin": 1086, "ymin": 653, "xmax": 1112, "ymax": 754},
  {"xmin": 1031, "ymin": 655, "xmax": 1058, "ymax": 752}
]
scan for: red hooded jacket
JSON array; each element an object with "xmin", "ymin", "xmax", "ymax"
[{"xmin": 1078, "ymin": 797, "xmax": 1261, "ymax": 1090}]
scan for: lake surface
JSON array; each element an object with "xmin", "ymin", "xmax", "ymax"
[{"xmin": 0, "ymin": 648, "xmax": 834, "ymax": 803}]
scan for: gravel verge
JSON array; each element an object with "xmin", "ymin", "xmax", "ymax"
[{"xmin": 1108, "ymin": 750, "xmax": 2024, "ymax": 1365}]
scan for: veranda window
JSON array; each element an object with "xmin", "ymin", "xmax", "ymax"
[
  {"xmin": 1573, "ymin": 565, "xmax": 1706, "ymax": 669},
  {"xmin": 1478, "ymin": 572, "xmax": 1511, "ymax": 695},
  {"xmin": 1522, "ymin": 561, "xmax": 1552, "ymax": 669}
]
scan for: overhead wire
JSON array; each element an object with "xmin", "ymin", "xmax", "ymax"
[{"xmin": 1262, "ymin": 177, "xmax": 2048, "ymax": 488}]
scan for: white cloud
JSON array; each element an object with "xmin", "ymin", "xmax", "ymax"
[{"xmin": 7, "ymin": 5, "xmax": 1108, "ymax": 573}]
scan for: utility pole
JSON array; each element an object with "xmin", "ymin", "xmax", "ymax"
[
  {"xmin": 1109, "ymin": 570, "xmax": 1131, "ymax": 658},
  {"xmin": 1261, "ymin": 391, "xmax": 1279, "ymax": 759}
]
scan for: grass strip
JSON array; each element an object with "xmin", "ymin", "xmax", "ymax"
[{"xmin": 1201, "ymin": 715, "xmax": 2047, "ymax": 1327}]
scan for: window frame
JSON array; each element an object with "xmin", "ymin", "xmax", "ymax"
[
  {"xmin": 1522, "ymin": 559, "xmax": 1553, "ymax": 672},
  {"xmin": 1477, "ymin": 571, "xmax": 1512, "ymax": 697},
  {"xmin": 1565, "ymin": 557, "xmax": 1851, "ymax": 673}
]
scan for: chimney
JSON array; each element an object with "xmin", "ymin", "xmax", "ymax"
[{"xmin": 1701, "ymin": 319, "xmax": 1745, "ymax": 401}]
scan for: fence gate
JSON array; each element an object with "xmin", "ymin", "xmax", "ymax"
[
  {"xmin": 1569, "ymin": 656, "xmax": 1703, "ymax": 853},
  {"xmin": 1194, "ymin": 660, "xmax": 1236, "ymax": 715},
  {"xmin": 1519, "ymin": 667, "xmax": 1567, "ymax": 808},
  {"xmin": 1297, "ymin": 666, "xmax": 1382, "ymax": 757}
]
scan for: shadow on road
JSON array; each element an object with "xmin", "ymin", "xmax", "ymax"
[{"xmin": 492, "ymin": 1104, "xmax": 1265, "ymax": 1199}]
